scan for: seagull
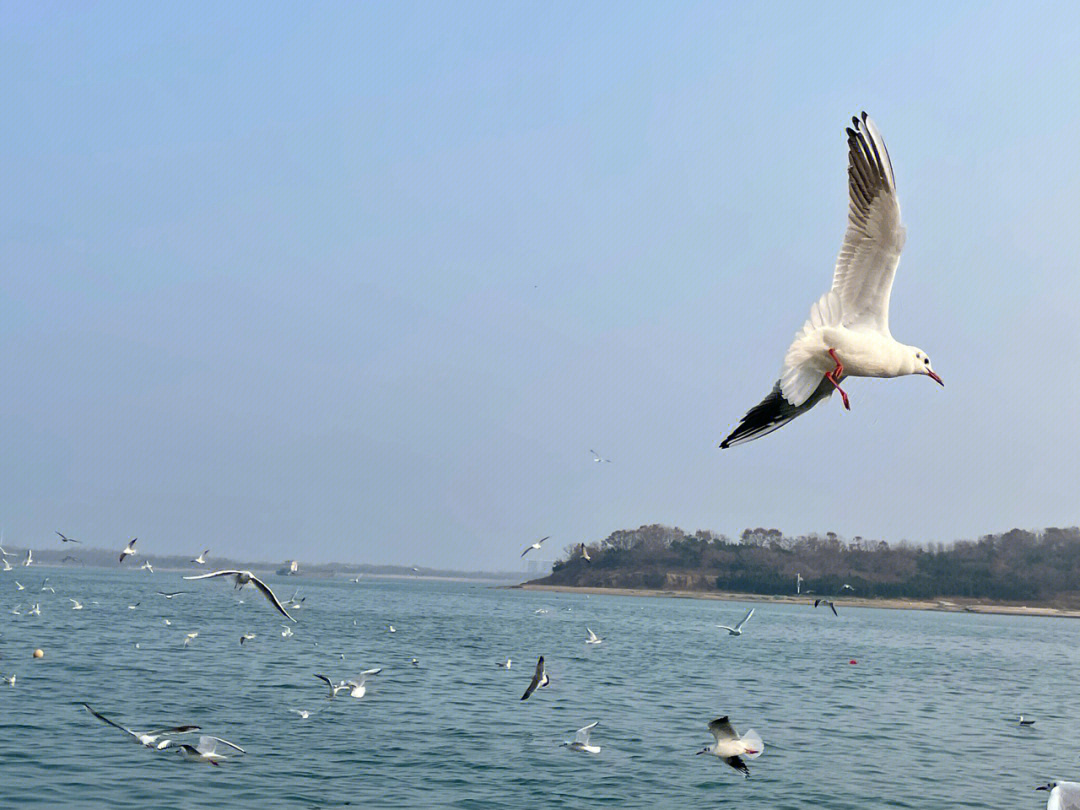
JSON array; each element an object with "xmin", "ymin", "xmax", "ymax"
[
  {"xmin": 577, "ymin": 543, "xmax": 592, "ymax": 563},
  {"xmin": 56, "ymin": 531, "xmax": 79, "ymax": 544},
  {"xmin": 140, "ymin": 561, "xmax": 154, "ymax": 573},
  {"xmin": 81, "ymin": 704, "xmax": 200, "ymax": 749},
  {"xmin": 119, "ymin": 538, "xmax": 137, "ymax": 563},
  {"xmin": 10, "ymin": 604, "xmax": 20, "ymax": 615},
  {"xmin": 387, "ymin": 625, "xmax": 395, "ymax": 633},
  {"xmin": 344, "ymin": 668, "xmax": 382, "ymax": 698},
  {"xmin": 164, "ymin": 619, "xmax": 171, "ymax": 626},
  {"xmin": 23, "ymin": 549, "xmax": 32, "ymax": 566},
  {"xmin": 1, "ymin": 558, "xmax": 11, "ymax": 571},
  {"xmin": 521, "ymin": 536, "xmax": 550, "ymax": 558},
  {"xmin": 192, "ymin": 549, "xmax": 209, "ymax": 565},
  {"xmin": 314, "ymin": 673, "xmax": 350, "ymax": 698},
  {"xmin": 281, "ymin": 625, "xmax": 294, "ymax": 638},
  {"xmin": 520, "ymin": 656, "xmax": 549, "ymax": 701},
  {"xmin": 239, "ymin": 633, "xmax": 256, "ymax": 645},
  {"xmin": 15, "ymin": 580, "xmax": 25, "ymax": 590},
  {"xmin": 814, "ymin": 598, "xmax": 839, "ymax": 616},
  {"xmin": 3, "ymin": 674, "xmax": 14, "ymax": 687},
  {"xmin": 410, "ymin": 658, "xmax": 420, "ymax": 667},
  {"xmin": 183, "ymin": 632, "xmax": 198, "ymax": 647},
  {"xmin": 157, "ymin": 592, "xmax": 188, "ymax": 599},
  {"xmin": 589, "ymin": 449, "xmax": 612, "ymax": 463},
  {"xmin": 183, "ymin": 570, "xmax": 296, "ymax": 621},
  {"xmin": 40, "ymin": 577, "xmax": 55, "ymax": 593},
  {"xmin": 1037, "ymin": 782, "xmax": 1080, "ymax": 810},
  {"xmin": 69, "ymin": 598, "xmax": 83, "ymax": 610},
  {"xmin": 841, "ymin": 583, "xmax": 855, "ymax": 592},
  {"xmin": 720, "ymin": 113, "xmax": 942, "ymax": 449},
  {"xmin": 796, "ymin": 573, "xmax": 803, "ymax": 594},
  {"xmin": 716, "ymin": 607, "xmax": 755, "ymax": 636},
  {"xmin": 1018, "ymin": 715, "xmax": 1036, "ymax": 726},
  {"xmin": 28, "ymin": 603, "xmax": 41, "ymax": 616},
  {"xmin": 496, "ymin": 658, "xmax": 512, "ymax": 669},
  {"xmin": 563, "ymin": 721, "xmax": 601, "ymax": 754},
  {"xmin": 160, "ymin": 735, "xmax": 245, "ymax": 765},
  {"xmin": 292, "ymin": 709, "xmax": 314, "ymax": 719},
  {"xmin": 697, "ymin": 716, "xmax": 764, "ymax": 777},
  {"xmin": 585, "ymin": 627, "xmax": 603, "ymax": 645},
  {"xmin": 127, "ymin": 602, "xmax": 140, "ymax": 609}
]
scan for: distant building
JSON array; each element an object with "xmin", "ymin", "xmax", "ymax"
[{"xmin": 524, "ymin": 559, "xmax": 552, "ymax": 577}]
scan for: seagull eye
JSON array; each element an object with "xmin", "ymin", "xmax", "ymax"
[{"xmin": 924, "ymin": 358, "xmax": 929, "ymax": 365}]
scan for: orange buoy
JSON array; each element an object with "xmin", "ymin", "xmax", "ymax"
[{"xmin": 33, "ymin": 649, "xmax": 44, "ymax": 659}]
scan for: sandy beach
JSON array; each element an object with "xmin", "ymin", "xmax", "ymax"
[{"xmin": 516, "ymin": 583, "xmax": 1080, "ymax": 618}]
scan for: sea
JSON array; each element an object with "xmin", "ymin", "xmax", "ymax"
[{"xmin": 1, "ymin": 568, "xmax": 1076, "ymax": 809}]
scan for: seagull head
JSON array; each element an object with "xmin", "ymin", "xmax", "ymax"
[
  {"xmin": 1036, "ymin": 782, "xmax": 1057, "ymax": 791},
  {"xmin": 908, "ymin": 349, "xmax": 943, "ymax": 386}
]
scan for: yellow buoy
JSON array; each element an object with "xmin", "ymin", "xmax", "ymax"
[{"xmin": 32, "ymin": 649, "xmax": 44, "ymax": 659}]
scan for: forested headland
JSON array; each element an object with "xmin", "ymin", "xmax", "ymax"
[{"xmin": 536, "ymin": 525, "xmax": 1080, "ymax": 608}]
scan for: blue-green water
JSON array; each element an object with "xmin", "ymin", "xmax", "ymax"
[{"xmin": 1, "ymin": 569, "xmax": 1077, "ymax": 808}]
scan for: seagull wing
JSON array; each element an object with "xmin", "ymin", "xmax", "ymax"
[
  {"xmin": 829, "ymin": 602, "xmax": 838, "ymax": 616},
  {"xmin": 198, "ymin": 735, "xmax": 245, "ymax": 754},
  {"xmin": 521, "ymin": 656, "xmax": 545, "ymax": 701},
  {"xmin": 183, "ymin": 569, "xmax": 242, "ymax": 581},
  {"xmin": 724, "ymin": 755, "xmax": 750, "ymax": 777},
  {"xmin": 715, "ymin": 625, "xmax": 736, "ymax": 633},
  {"xmin": 81, "ymin": 704, "xmax": 138, "ymax": 740},
  {"xmin": 360, "ymin": 668, "xmax": 382, "ymax": 677},
  {"xmin": 574, "ymin": 721, "xmax": 598, "ymax": 744},
  {"xmin": 734, "ymin": 608, "xmax": 754, "ymax": 631},
  {"xmin": 314, "ymin": 673, "xmax": 337, "ymax": 698},
  {"xmin": 247, "ymin": 573, "xmax": 296, "ymax": 622},
  {"xmin": 830, "ymin": 112, "xmax": 906, "ymax": 335},
  {"xmin": 147, "ymin": 724, "xmax": 200, "ymax": 736},
  {"xmin": 708, "ymin": 716, "xmax": 738, "ymax": 744},
  {"xmin": 720, "ymin": 377, "xmax": 836, "ymax": 448}
]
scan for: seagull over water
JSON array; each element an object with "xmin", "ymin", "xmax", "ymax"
[
  {"xmin": 585, "ymin": 628, "xmax": 603, "ymax": 645},
  {"xmin": 521, "ymin": 536, "xmax": 550, "ymax": 558},
  {"xmin": 563, "ymin": 721, "xmax": 601, "ymax": 754},
  {"xmin": 119, "ymin": 538, "xmax": 137, "ymax": 563},
  {"xmin": 192, "ymin": 549, "xmax": 209, "ymax": 565},
  {"xmin": 314, "ymin": 673, "xmax": 351, "ymax": 699},
  {"xmin": 814, "ymin": 598, "xmax": 839, "ymax": 616},
  {"xmin": 82, "ymin": 703, "xmax": 200, "ymax": 749},
  {"xmin": 140, "ymin": 561, "xmax": 154, "ymax": 573},
  {"xmin": 720, "ymin": 113, "xmax": 942, "ymax": 448},
  {"xmin": 520, "ymin": 656, "xmax": 549, "ymax": 701},
  {"xmin": 697, "ymin": 716, "xmax": 764, "ymax": 777},
  {"xmin": 589, "ymin": 449, "xmax": 612, "ymax": 463},
  {"xmin": 183, "ymin": 570, "xmax": 296, "ymax": 621},
  {"xmin": 23, "ymin": 549, "xmax": 32, "ymax": 566},
  {"xmin": 345, "ymin": 668, "xmax": 382, "ymax": 698},
  {"xmin": 716, "ymin": 608, "xmax": 755, "ymax": 636},
  {"xmin": 1037, "ymin": 782, "xmax": 1080, "ymax": 810},
  {"xmin": 160, "ymin": 735, "xmax": 246, "ymax": 765},
  {"xmin": 56, "ymin": 532, "xmax": 79, "ymax": 544}
]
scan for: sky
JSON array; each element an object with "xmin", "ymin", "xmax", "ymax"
[{"xmin": 1, "ymin": 1, "xmax": 1078, "ymax": 570}]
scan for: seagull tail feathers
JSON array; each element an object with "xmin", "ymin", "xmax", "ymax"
[{"xmin": 740, "ymin": 729, "xmax": 764, "ymax": 759}]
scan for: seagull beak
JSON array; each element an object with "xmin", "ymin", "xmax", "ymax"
[
  {"xmin": 1036, "ymin": 785, "xmax": 1050, "ymax": 791},
  {"xmin": 926, "ymin": 369, "xmax": 943, "ymax": 386}
]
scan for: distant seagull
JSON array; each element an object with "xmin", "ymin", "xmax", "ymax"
[
  {"xmin": 496, "ymin": 658, "xmax": 512, "ymax": 669},
  {"xmin": 350, "ymin": 576, "xmax": 362, "ymax": 583},
  {"xmin": 589, "ymin": 449, "xmax": 612, "ymax": 463},
  {"xmin": 411, "ymin": 566, "xmax": 419, "ymax": 573},
  {"xmin": 15, "ymin": 580, "xmax": 25, "ymax": 590},
  {"xmin": 10, "ymin": 604, "xmax": 20, "ymax": 615},
  {"xmin": 128, "ymin": 602, "xmax": 140, "ymax": 609},
  {"xmin": 281, "ymin": 625, "xmax": 294, "ymax": 638},
  {"xmin": 814, "ymin": 598, "xmax": 839, "ymax": 616},
  {"xmin": 81, "ymin": 704, "xmax": 200, "ymax": 749},
  {"xmin": 239, "ymin": 633, "xmax": 256, "ymax": 645},
  {"xmin": 521, "ymin": 537, "xmax": 550, "ymax": 558},
  {"xmin": 192, "ymin": 549, "xmax": 209, "ymax": 565},
  {"xmin": 28, "ymin": 603, "xmax": 41, "ymax": 616},
  {"xmin": 157, "ymin": 592, "xmax": 188, "ymax": 599},
  {"xmin": 183, "ymin": 632, "xmax": 198, "ymax": 647},
  {"xmin": 40, "ymin": 577, "xmax": 55, "ymax": 592},
  {"xmin": 164, "ymin": 619, "xmax": 172, "ymax": 626},
  {"xmin": 577, "ymin": 543, "xmax": 592, "ymax": 563},
  {"xmin": 1, "ymin": 558, "xmax": 11, "ymax": 571},
  {"xmin": 345, "ymin": 668, "xmax": 382, "ymax": 698},
  {"xmin": 119, "ymin": 538, "xmax": 137, "ymax": 563},
  {"xmin": 563, "ymin": 721, "xmax": 601, "ymax": 754},
  {"xmin": 140, "ymin": 561, "xmax": 154, "ymax": 573},
  {"xmin": 160, "ymin": 735, "xmax": 245, "ymax": 765},
  {"xmin": 720, "ymin": 112, "xmax": 942, "ymax": 449},
  {"xmin": 183, "ymin": 570, "xmax": 296, "ymax": 622},
  {"xmin": 23, "ymin": 549, "xmax": 32, "ymax": 566},
  {"xmin": 3, "ymin": 674, "xmax": 14, "ymax": 687},
  {"xmin": 69, "ymin": 598, "xmax": 83, "ymax": 610},
  {"xmin": 520, "ymin": 656, "xmax": 549, "ymax": 701},
  {"xmin": 56, "ymin": 531, "xmax": 79, "ymax": 544},
  {"xmin": 716, "ymin": 607, "xmax": 755, "ymax": 636},
  {"xmin": 841, "ymin": 583, "xmax": 855, "ymax": 592},
  {"xmin": 1036, "ymin": 782, "xmax": 1080, "ymax": 810},
  {"xmin": 1018, "ymin": 715, "xmax": 1036, "ymax": 726},
  {"xmin": 387, "ymin": 625, "xmax": 396, "ymax": 633},
  {"xmin": 697, "ymin": 716, "xmax": 764, "ymax": 777},
  {"xmin": 61, "ymin": 554, "xmax": 81, "ymax": 565},
  {"xmin": 314, "ymin": 673, "xmax": 350, "ymax": 699},
  {"xmin": 410, "ymin": 658, "xmax": 420, "ymax": 667},
  {"xmin": 292, "ymin": 709, "xmax": 313, "ymax": 719},
  {"xmin": 585, "ymin": 627, "xmax": 603, "ymax": 645},
  {"xmin": 796, "ymin": 573, "xmax": 803, "ymax": 594}
]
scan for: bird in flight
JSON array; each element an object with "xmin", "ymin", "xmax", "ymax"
[
  {"xmin": 697, "ymin": 716, "xmax": 764, "ymax": 777},
  {"xmin": 721, "ymin": 113, "xmax": 942, "ymax": 448},
  {"xmin": 520, "ymin": 656, "xmax": 549, "ymax": 701},
  {"xmin": 56, "ymin": 532, "xmax": 79, "ymax": 544},
  {"xmin": 1036, "ymin": 781, "xmax": 1080, "ymax": 810},
  {"xmin": 160, "ymin": 734, "xmax": 246, "ymax": 765},
  {"xmin": 589, "ymin": 449, "xmax": 612, "ymax": 463},
  {"xmin": 716, "ymin": 607, "xmax": 755, "ymax": 636},
  {"xmin": 585, "ymin": 628, "xmax": 603, "ymax": 645},
  {"xmin": 814, "ymin": 598, "xmax": 839, "ymax": 616},
  {"xmin": 563, "ymin": 721, "xmax": 601, "ymax": 754},
  {"xmin": 81, "ymin": 703, "xmax": 200, "ymax": 749},
  {"xmin": 577, "ymin": 543, "xmax": 592, "ymax": 563},
  {"xmin": 521, "ymin": 536, "xmax": 550, "ymax": 558},
  {"xmin": 183, "ymin": 570, "xmax": 296, "ymax": 622},
  {"xmin": 191, "ymin": 549, "xmax": 210, "ymax": 565},
  {"xmin": 119, "ymin": 538, "xmax": 137, "ymax": 563}
]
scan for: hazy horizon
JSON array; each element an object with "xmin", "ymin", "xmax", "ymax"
[{"xmin": 3, "ymin": 1, "xmax": 1078, "ymax": 568}]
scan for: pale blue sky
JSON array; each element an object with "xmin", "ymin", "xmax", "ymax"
[{"xmin": 2, "ymin": 1, "xmax": 1078, "ymax": 568}]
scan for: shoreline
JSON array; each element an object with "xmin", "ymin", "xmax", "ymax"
[{"xmin": 516, "ymin": 583, "xmax": 1080, "ymax": 618}]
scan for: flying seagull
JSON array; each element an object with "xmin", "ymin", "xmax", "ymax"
[
  {"xmin": 314, "ymin": 673, "xmax": 350, "ymax": 699},
  {"xmin": 521, "ymin": 536, "xmax": 550, "ymax": 558},
  {"xmin": 56, "ymin": 531, "xmax": 79, "ymax": 544},
  {"xmin": 1, "ymin": 558, "xmax": 11, "ymax": 571},
  {"xmin": 157, "ymin": 592, "xmax": 188, "ymax": 599},
  {"xmin": 697, "ymin": 716, "xmax": 764, "ymax": 777},
  {"xmin": 3, "ymin": 674, "xmax": 14, "ymax": 687},
  {"xmin": 496, "ymin": 658, "xmax": 512, "ymax": 669},
  {"xmin": 585, "ymin": 628, "xmax": 603, "ymax": 645},
  {"xmin": 716, "ymin": 607, "xmax": 755, "ymax": 636},
  {"xmin": 140, "ymin": 561, "xmax": 154, "ymax": 573},
  {"xmin": 589, "ymin": 449, "xmax": 612, "ymax": 463},
  {"xmin": 192, "ymin": 549, "xmax": 209, "ymax": 565},
  {"xmin": 23, "ymin": 549, "xmax": 32, "ymax": 566},
  {"xmin": 1036, "ymin": 782, "xmax": 1080, "ymax": 810},
  {"xmin": 563, "ymin": 721, "xmax": 601, "ymax": 754},
  {"xmin": 345, "ymin": 668, "xmax": 382, "ymax": 698},
  {"xmin": 520, "ymin": 656, "xmax": 549, "ymax": 701},
  {"xmin": 119, "ymin": 538, "xmax": 137, "ymax": 563},
  {"xmin": 814, "ymin": 598, "xmax": 839, "ymax": 616},
  {"xmin": 183, "ymin": 570, "xmax": 296, "ymax": 621},
  {"xmin": 720, "ymin": 113, "xmax": 942, "ymax": 449},
  {"xmin": 160, "ymin": 735, "xmax": 246, "ymax": 765},
  {"xmin": 239, "ymin": 633, "xmax": 256, "ymax": 645},
  {"xmin": 577, "ymin": 543, "xmax": 592, "ymax": 563},
  {"xmin": 69, "ymin": 598, "xmax": 83, "ymax": 610},
  {"xmin": 81, "ymin": 703, "xmax": 200, "ymax": 749}
]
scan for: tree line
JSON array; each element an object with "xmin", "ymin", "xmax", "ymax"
[{"xmin": 541, "ymin": 525, "xmax": 1080, "ymax": 607}]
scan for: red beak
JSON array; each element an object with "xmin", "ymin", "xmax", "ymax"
[{"xmin": 927, "ymin": 369, "xmax": 944, "ymax": 386}]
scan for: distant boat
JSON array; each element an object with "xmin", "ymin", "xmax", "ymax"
[{"xmin": 276, "ymin": 559, "xmax": 300, "ymax": 576}]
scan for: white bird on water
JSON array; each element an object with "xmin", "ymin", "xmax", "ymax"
[
  {"xmin": 1037, "ymin": 782, "xmax": 1080, "ymax": 810},
  {"xmin": 3, "ymin": 674, "xmax": 14, "ymax": 687},
  {"xmin": 563, "ymin": 721, "xmax": 601, "ymax": 754},
  {"xmin": 720, "ymin": 113, "xmax": 942, "ymax": 448},
  {"xmin": 716, "ymin": 608, "xmax": 755, "ymax": 636},
  {"xmin": 314, "ymin": 673, "xmax": 351, "ymax": 698},
  {"xmin": 119, "ymin": 538, "xmax": 137, "ymax": 563},
  {"xmin": 520, "ymin": 536, "xmax": 550, "ymax": 557},
  {"xmin": 496, "ymin": 658, "xmax": 512, "ymax": 669},
  {"xmin": 183, "ymin": 632, "xmax": 199, "ymax": 647},
  {"xmin": 345, "ymin": 668, "xmax": 382, "ymax": 698},
  {"xmin": 585, "ymin": 628, "xmax": 603, "ymax": 645},
  {"xmin": 69, "ymin": 598, "xmax": 83, "ymax": 610},
  {"xmin": 697, "ymin": 716, "xmax": 764, "ymax": 777},
  {"xmin": 183, "ymin": 570, "xmax": 296, "ymax": 621}
]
